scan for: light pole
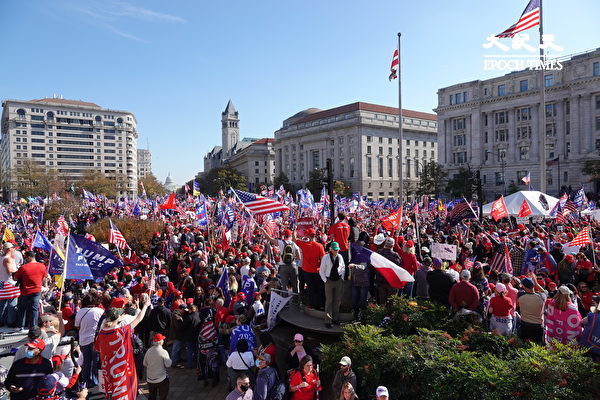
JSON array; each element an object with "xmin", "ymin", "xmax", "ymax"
[{"xmin": 500, "ymin": 153, "xmax": 507, "ymax": 196}]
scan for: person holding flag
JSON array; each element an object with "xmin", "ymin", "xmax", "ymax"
[{"xmin": 95, "ymin": 296, "xmax": 151, "ymax": 400}]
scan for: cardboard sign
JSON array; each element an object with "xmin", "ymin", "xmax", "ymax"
[
  {"xmin": 296, "ymin": 217, "xmax": 314, "ymax": 237},
  {"xmin": 431, "ymin": 243, "xmax": 457, "ymax": 261}
]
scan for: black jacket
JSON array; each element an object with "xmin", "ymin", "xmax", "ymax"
[
  {"xmin": 426, "ymin": 269, "xmax": 454, "ymax": 305},
  {"xmin": 149, "ymin": 305, "xmax": 171, "ymax": 333}
]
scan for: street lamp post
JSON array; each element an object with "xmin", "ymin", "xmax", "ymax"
[{"xmin": 500, "ymin": 153, "xmax": 506, "ymax": 196}]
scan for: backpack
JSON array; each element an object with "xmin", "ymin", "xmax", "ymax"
[
  {"xmin": 282, "ymin": 242, "xmax": 295, "ymax": 265},
  {"xmin": 266, "ymin": 368, "xmax": 286, "ymax": 400}
]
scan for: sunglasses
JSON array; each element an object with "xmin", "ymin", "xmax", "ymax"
[{"xmin": 294, "ymin": 340, "xmax": 303, "ymax": 343}]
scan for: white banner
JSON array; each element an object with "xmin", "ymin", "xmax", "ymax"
[
  {"xmin": 267, "ymin": 291, "xmax": 291, "ymax": 331},
  {"xmin": 431, "ymin": 243, "xmax": 457, "ymax": 261},
  {"xmin": 516, "ymin": 217, "xmax": 530, "ymax": 225}
]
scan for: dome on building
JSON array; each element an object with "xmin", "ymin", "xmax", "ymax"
[
  {"xmin": 283, "ymin": 108, "xmax": 322, "ymax": 127},
  {"xmin": 164, "ymin": 173, "xmax": 178, "ymax": 192}
]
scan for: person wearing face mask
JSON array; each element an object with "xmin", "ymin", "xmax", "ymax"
[
  {"xmin": 331, "ymin": 356, "xmax": 357, "ymax": 399},
  {"xmin": 253, "ymin": 353, "xmax": 285, "ymax": 400},
  {"xmin": 226, "ymin": 374, "xmax": 253, "ymax": 400},
  {"xmin": 4, "ymin": 338, "xmax": 53, "ymax": 400}
]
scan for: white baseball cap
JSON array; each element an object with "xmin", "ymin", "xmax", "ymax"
[
  {"xmin": 376, "ymin": 386, "xmax": 389, "ymax": 397},
  {"xmin": 374, "ymin": 234, "xmax": 386, "ymax": 245}
]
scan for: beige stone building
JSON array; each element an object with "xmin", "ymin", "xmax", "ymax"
[
  {"xmin": 1, "ymin": 97, "xmax": 138, "ymax": 199},
  {"xmin": 137, "ymin": 148, "xmax": 152, "ymax": 179},
  {"xmin": 202, "ymin": 101, "xmax": 276, "ymax": 190},
  {"xmin": 274, "ymin": 102, "xmax": 438, "ymax": 200},
  {"xmin": 435, "ymin": 48, "xmax": 600, "ymax": 199}
]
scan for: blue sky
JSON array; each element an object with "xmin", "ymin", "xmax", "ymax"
[{"xmin": 1, "ymin": 0, "xmax": 599, "ymax": 186}]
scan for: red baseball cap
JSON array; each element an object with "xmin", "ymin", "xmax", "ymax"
[
  {"xmin": 110, "ymin": 297, "xmax": 127, "ymax": 309},
  {"xmin": 153, "ymin": 333, "xmax": 166, "ymax": 342},
  {"xmin": 26, "ymin": 338, "xmax": 46, "ymax": 350},
  {"xmin": 305, "ymin": 228, "xmax": 316, "ymax": 237},
  {"xmin": 283, "ymin": 229, "xmax": 292, "ymax": 237}
]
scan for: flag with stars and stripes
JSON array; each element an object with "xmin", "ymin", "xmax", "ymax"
[
  {"xmin": 389, "ymin": 49, "xmax": 399, "ymax": 81},
  {"xmin": 108, "ymin": 219, "xmax": 128, "ymax": 250},
  {"xmin": 569, "ymin": 226, "xmax": 592, "ymax": 247},
  {"xmin": 233, "ymin": 189, "xmax": 289, "ymax": 215},
  {"xmin": 496, "ymin": 0, "xmax": 540, "ymax": 38},
  {"xmin": 489, "ymin": 237, "xmax": 513, "ymax": 274},
  {"xmin": 447, "ymin": 198, "xmax": 477, "ymax": 226}
]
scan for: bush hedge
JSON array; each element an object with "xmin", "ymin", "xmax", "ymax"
[
  {"xmin": 321, "ymin": 324, "xmax": 600, "ymax": 400},
  {"xmin": 86, "ymin": 218, "xmax": 164, "ymax": 254}
]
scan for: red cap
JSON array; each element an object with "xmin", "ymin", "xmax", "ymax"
[
  {"xmin": 186, "ymin": 298, "xmax": 194, "ymax": 305},
  {"xmin": 305, "ymin": 228, "xmax": 316, "ymax": 237},
  {"xmin": 160, "ymin": 269, "xmax": 167, "ymax": 274},
  {"xmin": 51, "ymin": 354, "xmax": 66, "ymax": 366},
  {"xmin": 547, "ymin": 282, "xmax": 557, "ymax": 290},
  {"xmin": 110, "ymin": 297, "xmax": 127, "ymax": 309},
  {"xmin": 283, "ymin": 229, "xmax": 292, "ymax": 237},
  {"xmin": 27, "ymin": 338, "xmax": 46, "ymax": 350},
  {"xmin": 153, "ymin": 333, "xmax": 166, "ymax": 342},
  {"xmin": 406, "ymin": 240, "xmax": 414, "ymax": 248}
]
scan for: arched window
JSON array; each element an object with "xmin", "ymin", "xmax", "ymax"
[
  {"xmin": 117, "ymin": 117, "xmax": 123, "ymax": 123},
  {"xmin": 17, "ymin": 109, "xmax": 26, "ymax": 119},
  {"xmin": 46, "ymin": 111, "xmax": 54, "ymax": 120},
  {"xmin": 95, "ymin": 115, "xmax": 102, "ymax": 122}
]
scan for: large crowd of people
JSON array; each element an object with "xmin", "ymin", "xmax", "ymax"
[{"xmin": 0, "ymin": 192, "xmax": 598, "ymax": 400}]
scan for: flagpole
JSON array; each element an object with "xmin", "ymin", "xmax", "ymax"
[
  {"xmin": 397, "ymin": 32, "xmax": 404, "ymax": 202},
  {"xmin": 557, "ymin": 156, "xmax": 561, "ymax": 196},
  {"xmin": 538, "ymin": 0, "xmax": 547, "ymax": 193},
  {"xmin": 57, "ymin": 234, "xmax": 70, "ymax": 311}
]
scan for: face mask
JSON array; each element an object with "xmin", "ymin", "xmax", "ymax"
[
  {"xmin": 26, "ymin": 350, "xmax": 36, "ymax": 359},
  {"xmin": 240, "ymin": 384, "xmax": 249, "ymax": 392},
  {"xmin": 255, "ymin": 359, "xmax": 262, "ymax": 368}
]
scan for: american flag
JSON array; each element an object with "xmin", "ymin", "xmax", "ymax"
[
  {"xmin": 463, "ymin": 256, "xmax": 476, "ymax": 270},
  {"xmin": 488, "ymin": 235, "xmax": 513, "ymax": 274},
  {"xmin": 389, "ymin": 49, "xmax": 399, "ymax": 81},
  {"xmin": 263, "ymin": 214, "xmax": 279, "ymax": 238},
  {"xmin": 521, "ymin": 172, "xmax": 531, "ymax": 185},
  {"xmin": 569, "ymin": 226, "xmax": 592, "ymax": 247},
  {"xmin": 496, "ymin": 0, "xmax": 540, "ymax": 38},
  {"xmin": 108, "ymin": 219, "xmax": 128, "ymax": 249},
  {"xmin": 563, "ymin": 200, "xmax": 577, "ymax": 215},
  {"xmin": 447, "ymin": 198, "xmax": 477, "ymax": 226},
  {"xmin": 139, "ymin": 181, "xmax": 147, "ymax": 197},
  {"xmin": 57, "ymin": 215, "xmax": 69, "ymax": 236},
  {"xmin": 0, "ymin": 281, "xmax": 20, "ymax": 300},
  {"xmin": 233, "ymin": 189, "xmax": 289, "ymax": 215}
]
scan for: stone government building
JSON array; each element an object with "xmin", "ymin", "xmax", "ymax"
[
  {"xmin": 274, "ymin": 102, "xmax": 438, "ymax": 200},
  {"xmin": 202, "ymin": 101, "xmax": 438, "ymax": 200},
  {"xmin": 435, "ymin": 48, "xmax": 600, "ymax": 199}
]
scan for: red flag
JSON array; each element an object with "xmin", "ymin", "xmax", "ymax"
[
  {"xmin": 160, "ymin": 193, "xmax": 176, "ymax": 210},
  {"xmin": 490, "ymin": 196, "xmax": 509, "ymax": 221},
  {"xmin": 569, "ymin": 226, "xmax": 592, "ymax": 247},
  {"xmin": 95, "ymin": 324, "xmax": 138, "ymax": 400},
  {"xmin": 381, "ymin": 208, "xmax": 403, "ymax": 231},
  {"xmin": 517, "ymin": 199, "xmax": 533, "ymax": 217}
]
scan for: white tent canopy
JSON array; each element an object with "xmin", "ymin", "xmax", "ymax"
[{"xmin": 482, "ymin": 191, "xmax": 559, "ymax": 217}]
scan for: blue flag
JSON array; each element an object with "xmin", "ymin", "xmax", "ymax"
[
  {"xmin": 48, "ymin": 250, "xmax": 65, "ymax": 276},
  {"xmin": 71, "ymin": 234, "xmax": 123, "ymax": 280},
  {"xmin": 196, "ymin": 203, "xmax": 208, "ymax": 226},
  {"xmin": 216, "ymin": 268, "xmax": 230, "ymax": 306},
  {"xmin": 51, "ymin": 235, "xmax": 122, "ymax": 281},
  {"xmin": 65, "ymin": 236, "xmax": 94, "ymax": 280},
  {"xmin": 32, "ymin": 231, "xmax": 53, "ymax": 252},
  {"xmin": 241, "ymin": 275, "xmax": 256, "ymax": 302}
]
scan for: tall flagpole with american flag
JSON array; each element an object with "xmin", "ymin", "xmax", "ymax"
[
  {"xmin": 389, "ymin": 33, "xmax": 403, "ymax": 200},
  {"xmin": 495, "ymin": 0, "xmax": 546, "ymax": 193}
]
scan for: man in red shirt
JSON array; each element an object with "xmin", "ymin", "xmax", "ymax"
[
  {"xmin": 448, "ymin": 269, "xmax": 480, "ymax": 311},
  {"xmin": 14, "ymin": 251, "xmax": 47, "ymax": 330},
  {"xmin": 295, "ymin": 228, "xmax": 326, "ymax": 309},
  {"xmin": 328, "ymin": 212, "xmax": 351, "ymax": 268}
]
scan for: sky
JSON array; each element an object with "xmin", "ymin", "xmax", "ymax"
[{"xmin": 1, "ymin": 0, "xmax": 599, "ymax": 186}]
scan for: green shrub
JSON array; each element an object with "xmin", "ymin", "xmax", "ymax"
[
  {"xmin": 361, "ymin": 296, "xmax": 479, "ymax": 337},
  {"xmin": 322, "ymin": 325, "xmax": 600, "ymax": 400}
]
